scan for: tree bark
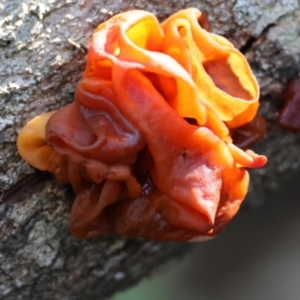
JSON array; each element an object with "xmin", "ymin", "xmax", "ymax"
[{"xmin": 1, "ymin": 0, "xmax": 300, "ymax": 299}]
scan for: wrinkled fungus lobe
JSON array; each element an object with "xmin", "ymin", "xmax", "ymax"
[
  {"xmin": 17, "ymin": 9, "xmax": 267, "ymax": 242},
  {"xmin": 277, "ymin": 78, "xmax": 300, "ymax": 132}
]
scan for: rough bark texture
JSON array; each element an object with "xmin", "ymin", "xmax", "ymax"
[{"xmin": 1, "ymin": 0, "xmax": 300, "ymax": 299}]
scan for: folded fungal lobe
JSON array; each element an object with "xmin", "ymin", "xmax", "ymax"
[{"xmin": 17, "ymin": 8, "xmax": 266, "ymax": 241}]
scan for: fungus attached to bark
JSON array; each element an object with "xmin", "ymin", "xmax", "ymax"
[{"xmin": 17, "ymin": 8, "xmax": 266, "ymax": 242}]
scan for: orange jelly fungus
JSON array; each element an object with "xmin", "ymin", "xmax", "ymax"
[
  {"xmin": 17, "ymin": 9, "xmax": 267, "ymax": 242},
  {"xmin": 277, "ymin": 78, "xmax": 300, "ymax": 132}
]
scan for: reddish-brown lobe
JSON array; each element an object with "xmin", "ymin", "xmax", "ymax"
[
  {"xmin": 232, "ymin": 115, "xmax": 266, "ymax": 149},
  {"xmin": 278, "ymin": 78, "xmax": 300, "ymax": 132}
]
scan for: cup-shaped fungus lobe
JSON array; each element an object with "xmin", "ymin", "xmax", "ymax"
[{"xmin": 17, "ymin": 8, "xmax": 266, "ymax": 242}]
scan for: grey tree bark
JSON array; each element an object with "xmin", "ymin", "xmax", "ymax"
[{"xmin": 1, "ymin": 0, "xmax": 300, "ymax": 299}]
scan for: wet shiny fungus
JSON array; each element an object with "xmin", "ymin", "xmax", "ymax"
[{"xmin": 17, "ymin": 9, "xmax": 266, "ymax": 242}]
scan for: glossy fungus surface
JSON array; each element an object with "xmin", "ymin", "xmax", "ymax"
[
  {"xmin": 277, "ymin": 78, "xmax": 300, "ymax": 132},
  {"xmin": 232, "ymin": 115, "xmax": 266, "ymax": 149},
  {"xmin": 17, "ymin": 8, "xmax": 266, "ymax": 242}
]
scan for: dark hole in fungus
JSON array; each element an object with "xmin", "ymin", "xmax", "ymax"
[{"xmin": 184, "ymin": 117, "xmax": 198, "ymax": 126}]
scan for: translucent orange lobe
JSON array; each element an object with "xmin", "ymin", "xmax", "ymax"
[{"xmin": 17, "ymin": 9, "xmax": 266, "ymax": 242}]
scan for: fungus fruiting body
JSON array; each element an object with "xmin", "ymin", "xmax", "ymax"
[
  {"xmin": 232, "ymin": 115, "xmax": 266, "ymax": 149},
  {"xmin": 17, "ymin": 8, "xmax": 266, "ymax": 242},
  {"xmin": 277, "ymin": 78, "xmax": 300, "ymax": 132}
]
